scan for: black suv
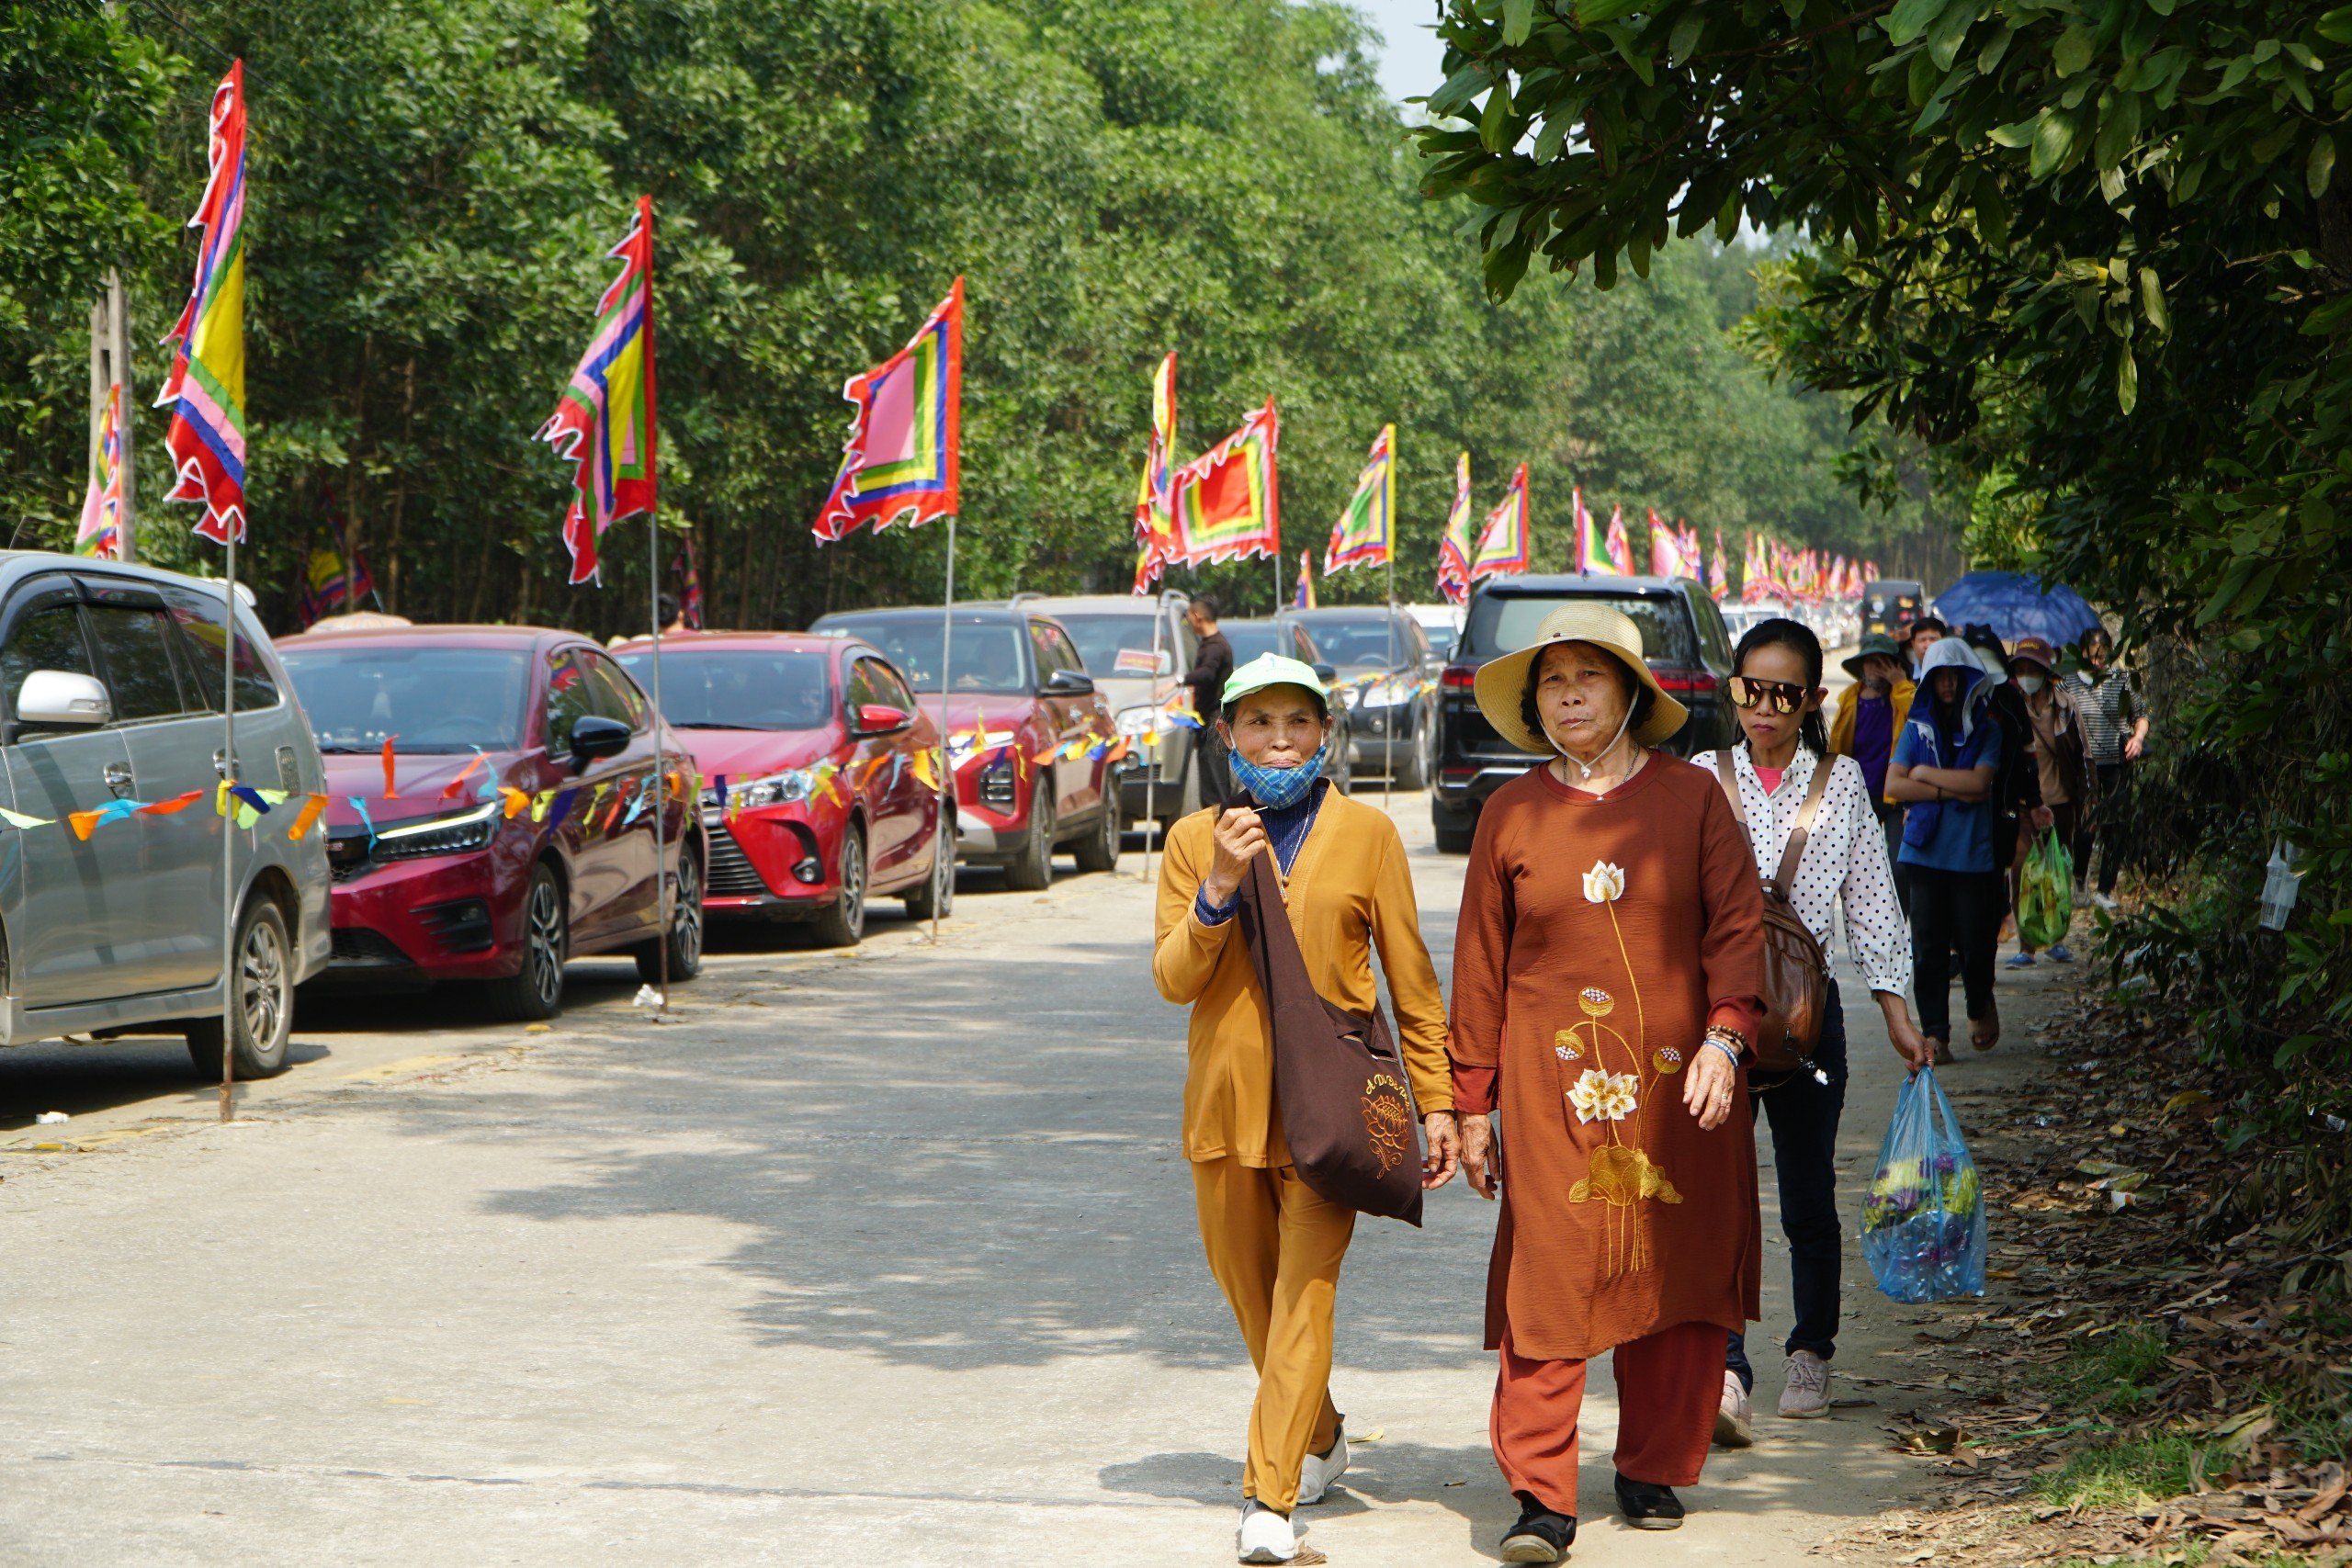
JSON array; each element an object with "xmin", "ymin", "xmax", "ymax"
[{"xmin": 1431, "ymin": 575, "xmax": 1737, "ymax": 852}]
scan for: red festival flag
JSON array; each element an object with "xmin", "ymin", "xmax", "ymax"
[
  {"xmin": 814, "ymin": 278, "xmax": 964, "ymax": 542},
  {"xmin": 1437, "ymin": 451, "xmax": 1475, "ymax": 604},
  {"xmin": 538, "ymin": 196, "xmax": 659, "ymax": 584},
  {"xmin": 155, "ymin": 62, "xmax": 249, "ymax": 546},
  {"xmin": 1167, "ymin": 398, "xmax": 1280, "ymax": 564},
  {"xmin": 1471, "ymin": 464, "xmax": 1531, "ymax": 581}
]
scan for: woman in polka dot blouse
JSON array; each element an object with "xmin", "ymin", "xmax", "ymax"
[{"xmin": 1690, "ymin": 616, "xmax": 1929, "ymax": 1440}]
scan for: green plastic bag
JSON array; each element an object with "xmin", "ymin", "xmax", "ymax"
[{"xmin": 2018, "ymin": 830, "xmax": 2075, "ymax": 951}]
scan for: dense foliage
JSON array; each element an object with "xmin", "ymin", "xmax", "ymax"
[
  {"xmin": 1421, "ymin": 0, "xmax": 2352, "ymax": 1226},
  {"xmin": 0, "ymin": 0, "xmax": 1953, "ymax": 635}
]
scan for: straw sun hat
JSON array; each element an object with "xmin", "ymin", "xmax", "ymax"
[{"xmin": 1471, "ymin": 602, "xmax": 1688, "ymax": 753}]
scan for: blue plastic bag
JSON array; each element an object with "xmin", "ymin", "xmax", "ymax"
[{"xmin": 1860, "ymin": 1066, "xmax": 1987, "ymax": 1303}]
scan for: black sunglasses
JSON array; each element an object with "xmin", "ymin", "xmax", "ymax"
[{"xmin": 1727, "ymin": 675, "xmax": 1811, "ymax": 715}]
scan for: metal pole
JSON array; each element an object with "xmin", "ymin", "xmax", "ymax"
[
  {"xmin": 1384, "ymin": 553, "xmax": 1396, "ymax": 814},
  {"xmin": 930, "ymin": 516, "xmax": 956, "ymax": 945},
  {"xmin": 220, "ymin": 537, "xmax": 237, "ymax": 1122},
  {"xmin": 107, "ymin": 270, "xmax": 137, "ymax": 562},
  {"xmin": 1143, "ymin": 604, "xmax": 1161, "ymax": 885},
  {"xmin": 650, "ymin": 515, "xmax": 668, "ymax": 1018}
]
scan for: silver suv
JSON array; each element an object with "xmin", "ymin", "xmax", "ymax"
[{"xmin": 0, "ymin": 555, "xmax": 330, "ymax": 1076}]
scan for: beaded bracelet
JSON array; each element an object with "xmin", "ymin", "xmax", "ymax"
[{"xmin": 1701, "ymin": 1026, "xmax": 1747, "ymax": 1066}]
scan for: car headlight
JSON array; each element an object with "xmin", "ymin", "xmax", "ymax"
[
  {"xmin": 1356, "ymin": 677, "xmax": 1415, "ymax": 707},
  {"xmin": 374, "ymin": 800, "xmax": 501, "ymax": 861},
  {"xmin": 704, "ymin": 770, "xmax": 811, "ymax": 815},
  {"xmin": 1115, "ymin": 705, "xmax": 1161, "ymax": 737}
]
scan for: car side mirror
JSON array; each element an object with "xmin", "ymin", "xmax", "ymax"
[
  {"xmin": 1310, "ymin": 662, "xmax": 1338, "ymax": 684},
  {"xmin": 1042, "ymin": 668, "xmax": 1095, "ymax": 697},
  {"xmin": 568, "ymin": 714, "xmax": 631, "ymax": 768},
  {"xmin": 854, "ymin": 703, "xmax": 912, "ymax": 735},
  {"xmin": 15, "ymin": 670, "xmax": 111, "ymax": 732}
]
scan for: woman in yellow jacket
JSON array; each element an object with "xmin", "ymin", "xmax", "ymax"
[{"xmin": 1154, "ymin": 653, "xmax": 1460, "ymax": 1565}]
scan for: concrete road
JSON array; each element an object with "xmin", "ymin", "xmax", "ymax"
[{"xmin": 0, "ymin": 788, "xmax": 1960, "ymax": 1566}]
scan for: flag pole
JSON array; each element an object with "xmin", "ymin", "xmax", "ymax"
[
  {"xmin": 1384, "ymin": 552, "xmax": 1396, "ymax": 814},
  {"xmin": 650, "ymin": 513, "xmax": 669, "ymax": 1019},
  {"xmin": 219, "ymin": 536, "xmax": 237, "ymax": 1122},
  {"xmin": 931, "ymin": 516, "xmax": 956, "ymax": 946},
  {"xmin": 1144, "ymin": 602, "xmax": 1161, "ymax": 885}
]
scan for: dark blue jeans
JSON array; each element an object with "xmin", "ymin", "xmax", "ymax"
[{"xmin": 1726, "ymin": 978, "xmax": 1849, "ymax": 1392}]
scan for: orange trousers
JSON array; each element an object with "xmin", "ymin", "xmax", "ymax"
[
  {"xmin": 1490, "ymin": 1318, "xmax": 1724, "ymax": 1517},
  {"xmin": 1193, "ymin": 1159, "xmax": 1355, "ymax": 1513}
]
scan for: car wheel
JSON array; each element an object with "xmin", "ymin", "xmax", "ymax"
[
  {"xmin": 1431, "ymin": 797, "xmax": 1477, "ymax": 855},
  {"xmin": 186, "ymin": 897, "xmax": 295, "ymax": 1079},
  {"xmin": 812, "ymin": 824, "xmax": 867, "ymax": 947},
  {"xmin": 904, "ymin": 811, "xmax": 956, "ymax": 921},
  {"xmin": 1002, "ymin": 784, "xmax": 1055, "ymax": 891},
  {"xmin": 485, "ymin": 863, "xmax": 569, "ymax": 1021},
  {"xmin": 1394, "ymin": 709, "xmax": 1432, "ymax": 791},
  {"xmin": 1073, "ymin": 788, "xmax": 1120, "ymax": 874},
  {"xmin": 635, "ymin": 843, "xmax": 704, "ymax": 985}
]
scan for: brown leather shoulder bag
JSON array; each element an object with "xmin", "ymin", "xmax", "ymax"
[
  {"xmin": 1230, "ymin": 807, "xmax": 1423, "ymax": 1226},
  {"xmin": 1714, "ymin": 751, "xmax": 1832, "ymax": 1080}
]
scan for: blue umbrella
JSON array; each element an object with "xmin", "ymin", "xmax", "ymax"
[{"xmin": 1931, "ymin": 570, "xmax": 2103, "ymax": 649}]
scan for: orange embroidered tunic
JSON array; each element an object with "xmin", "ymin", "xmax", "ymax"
[{"xmin": 1450, "ymin": 758, "xmax": 1768, "ymax": 1362}]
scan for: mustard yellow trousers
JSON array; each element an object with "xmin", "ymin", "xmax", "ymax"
[{"xmin": 1193, "ymin": 1158, "xmax": 1356, "ymax": 1512}]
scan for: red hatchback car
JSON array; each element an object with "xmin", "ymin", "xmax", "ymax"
[
  {"xmin": 611, "ymin": 632, "xmax": 949, "ymax": 946},
  {"xmin": 276, "ymin": 625, "xmax": 705, "ymax": 1019},
  {"xmin": 807, "ymin": 605, "xmax": 1122, "ymax": 887}
]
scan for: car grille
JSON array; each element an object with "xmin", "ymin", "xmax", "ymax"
[
  {"xmin": 331, "ymin": 927, "xmax": 413, "ymax": 967},
  {"xmin": 704, "ymin": 824, "xmax": 770, "ymax": 897},
  {"xmin": 327, "ymin": 832, "xmax": 373, "ymax": 883}
]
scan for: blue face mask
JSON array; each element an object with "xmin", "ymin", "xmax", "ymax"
[{"xmin": 1231, "ymin": 742, "xmax": 1328, "ymax": 809}]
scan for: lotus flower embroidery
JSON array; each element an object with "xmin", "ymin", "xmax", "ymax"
[
  {"xmin": 1582, "ymin": 861, "xmax": 1625, "ymax": 903},
  {"xmin": 1567, "ymin": 1068, "xmax": 1639, "ymax": 1124}
]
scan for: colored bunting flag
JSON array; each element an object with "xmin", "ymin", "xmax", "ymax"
[
  {"xmin": 1604, "ymin": 504, "xmax": 1634, "ymax": 576},
  {"xmin": 1574, "ymin": 486, "xmax": 1616, "ymax": 576},
  {"xmin": 1168, "ymin": 398, "xmax": 1280, "ymax": 565},
  {"xmin": 155, "ymin": 61, "xmax": 249, "ymax": 546},
  {"xmin": 1325, "ymin": 423, "xmax": 1393, "ymax": 574},
  {"xmin": 77, "ymin": 384, "xmax": 125, "ymax": 559},
  {"xmin": 1436, "ymin": 452, "xmax": 1475, "ymax": 605},
  {"xmin": 1132, "ymin": 351, "xmax": 1179, "ymax": 594},
  {"xmin": 538, "ymin": 195, "xmax": 659, "ymax": 586},
  {"xmin": 814, "ymin": 277, "xmax": 964, "ymax": 542},
  {"xmin": 1470, "ymin": 464, "xmax": 1531, "ymax": 582},
  {"xmin": 287, "ymin": 794, "xmax": 330, "ymax": 841}
]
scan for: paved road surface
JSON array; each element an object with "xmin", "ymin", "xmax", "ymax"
[{"xmin": 0, "ymin": 782, "xmax": 2031, "ymax": 1565}]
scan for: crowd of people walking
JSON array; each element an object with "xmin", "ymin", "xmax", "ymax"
[{"xmin": 1153, "ymin": 614, "xmax": 2141, "ymax": 1563}]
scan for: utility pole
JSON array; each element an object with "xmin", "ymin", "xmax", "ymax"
[{"xmin": 107, "ymin": 270, "xmax": 138, "ymax": 562}]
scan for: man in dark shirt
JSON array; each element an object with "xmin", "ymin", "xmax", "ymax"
[{"xmin": 1185, "ymin": 594, "xmax": 1234, "ymax": 801}]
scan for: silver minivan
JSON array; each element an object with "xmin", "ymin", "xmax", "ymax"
[{"xmin": 0, "ymin": 554, "xmax": 330, "ymax": 1077}]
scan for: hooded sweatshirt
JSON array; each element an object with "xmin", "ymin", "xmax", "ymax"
[{"xmin": 1894, "ymin": 638, "xmax": 2003, "ymax": 874}]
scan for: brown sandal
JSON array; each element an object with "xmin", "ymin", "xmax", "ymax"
[{"xmin": 1969, "ymin": 1001, "xmax": 2001, "ymax": 1053}]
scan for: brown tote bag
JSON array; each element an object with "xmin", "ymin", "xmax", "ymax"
[
  {"xmin": 1715, "ymin": 751, "xmax": 1833, "ymax": 1080},
  {"xmin": 1230, "ymin": 812, "xmax": 1424, "ymax": 1226}
]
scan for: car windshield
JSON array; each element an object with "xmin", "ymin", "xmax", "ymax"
[
  {"xmin": 812, "ymin": 615, "xmax": 1028, "ymax": 694},
  {"xmin": 1462, "ymin": 593, "xmax": 1699, "ymax": 666},
  {"xmin": 1222, "ymin": 622, "xmax": 1283, "ymax": 663},
  {"xmin": 1294, "ymin": 614, "xmax": 1407, "ymax": 670},
  {"xmin": 1054, "ymin": 613, "xmax": 1171, "ymax": 678},
  {"xmin": 615, "ymin": 649, "xmax": 833, "ymax": 729},
  {"xmin": 281, "ymin": 644, "xmax": 531, "ymax": 753}
]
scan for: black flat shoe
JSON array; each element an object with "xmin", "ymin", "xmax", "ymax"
[
  {"xmin": 1613, "ymin": 1474, "xmax": 1685, "ymax": 1529},
  {"xmin": 1500, "ymin": 1492, "xmax": 1576, "ymax": 1562}
]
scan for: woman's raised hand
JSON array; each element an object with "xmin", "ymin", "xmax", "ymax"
[
  {"xmin": 1684, "ymin": 1043, "xmax": 1739, "ymax": 1130},
  {"xmin": 1420, "ymin": 1111, "xmax": 1460, "ymax": 1190},
  {"xmin": 1201, "ymin": 806, "xmax": 1268, "ymax": 907},
  {"xmin": 1460, "ymin": 1113, "xmax": 1501, "ymax": 1199}
]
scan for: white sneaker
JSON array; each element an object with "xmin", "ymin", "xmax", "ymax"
[
  {"xmin": 1238, "ymin": 1499, "xmax": 1297, "ymax": 1563},
  {"xmin": 1295, "ymin": 1428, "xmax": 1350, "ymax": 1506},
  {"xmin": 1779, "ymin": 1349, "xmax": 1832, "ymax": 1418},
  {"xmin": 1713, "ymin": 1370, "xmax": 1755, "ymax": 1447},
  {"xmin": 2094, "ymin": 892, "xmax": 2120, "ymax": 911}
]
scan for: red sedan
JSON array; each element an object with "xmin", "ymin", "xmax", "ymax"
[
  {"xmin": 277, "ymin": 625, "xmax": 705, "ymax": 1019},
  {"xmin": 612, "ymin": 632, "xmax": 949, "ymax": 946}
]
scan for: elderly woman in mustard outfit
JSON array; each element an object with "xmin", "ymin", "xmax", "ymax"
[{"xmin": 1154, "ymin": 653, "xmax": 1458, "ymax": 1565}]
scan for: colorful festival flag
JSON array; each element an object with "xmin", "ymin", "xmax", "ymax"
[
  {"xmin": 1132, "ymin": 351, "xmax": 1179, "ymax": 593},
  {"xmin": 1605, "ymin": 504, "xmax": 1635, "ymax": 576},
  {"xmin": 295, "ymin": 521, "xmax": 377, "ymax": 628},
  {"xmin": 1710, "ymin": 528, "xmax": 1730, "ymax": 601},
  {"xmin": 1436, "ymin": 451, "xmax": 1475, "ymax": 604},
  {"xmin": 1295, "ymin": 548, "xmax": 1316, "ymax": 608},
  {"xmin": 1325, "ymin": 423, "xmax": 1394, "ymax": 575},
  {"xmin": 538, "ymin": 195, "xmax": 659, "ymax": 585},
  {"xmin": 1471, "ymin": 464, "xmax": 1531, "ymax": 582},
  {"xmin": 1167, "ymin": 398, "xmax": 1280, "ymax": 565},
  {"xmin": 813, "ymin": 277, "xmax": 964, "ymax": 542},
  {"xmin": 155, "ymin": 61, "xmax": 249, "ymax": 546},
  {"xmin": 1574, "ymin": 486, "xmax": 1617, "ymax": 576},
  {"xmin": 77, "ymin": 384, "xmax": 126, "ymax": 559},
  {"xmin": 1648, "ymin": 508, "xmax": 1688, "ymax": 578}
]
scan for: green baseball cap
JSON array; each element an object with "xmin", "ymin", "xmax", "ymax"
[
  {"xmin": 1220, "ymin": 652, "xmax": 1329, "ymax": 714},
  {"xmin": 1841, "ymin": 634, "xmax": 1905, "ymax": 681}
]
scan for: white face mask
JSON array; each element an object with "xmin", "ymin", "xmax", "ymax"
[{"xmin": 2016, "ymin": 674, "xmax": 2046, "ymax": 694}]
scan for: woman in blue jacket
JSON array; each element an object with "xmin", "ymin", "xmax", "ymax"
[{"xmin": 1885, "ymin": 638, "xmax": 2004, "ymax": 1059}]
